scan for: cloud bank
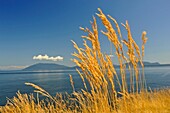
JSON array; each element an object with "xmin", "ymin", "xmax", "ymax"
[
  {"xmin": 33, "ymin": 54, "xmax": 64, "ymax": 61},
  {"xmin": 0, "ymin": 65, "xmax": 28, "ymax": 70}
]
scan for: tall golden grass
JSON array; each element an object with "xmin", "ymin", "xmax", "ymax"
[{"xmin": 0, "ymin": 8, "xmax": 170, "ymax": 113}]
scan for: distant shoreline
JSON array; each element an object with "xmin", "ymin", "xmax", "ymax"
[
  {"xmin": 1, "ymin": 64, "xmax": 170, "ymax": 74},
  {"xmin": 0, "ymin": 70, "xmax": 77, "ymax": 75}
]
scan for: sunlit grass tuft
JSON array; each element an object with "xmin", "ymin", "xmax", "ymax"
[{"xmin": 0, "ymin": 8, "xmax": 170, "ymax": 113}]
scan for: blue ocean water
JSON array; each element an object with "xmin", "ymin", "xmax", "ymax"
[{"xmin": 0, "ymin": 67, "xmax": 170, "ymax": 106}]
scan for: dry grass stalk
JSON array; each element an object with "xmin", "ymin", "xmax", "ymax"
[
  {"xmin": 71, "ymin": 8, "xmax": 149, "ymax": 112},
  {"xmin": 25, "ymin": 82, "xmax": 55, "ymax": 102},
  {"xmin": 69, "ymin": 74, "xmax": 75, "ymax": 93}
]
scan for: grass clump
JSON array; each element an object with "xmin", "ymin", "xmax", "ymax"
[{"xmin": 0, "ymin": 8, "xmax": 170, "ymax": 113}]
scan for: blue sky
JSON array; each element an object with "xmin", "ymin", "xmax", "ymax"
[{"xmin": 0, "ymin": 0, "xmax": 170, "ymax": 69}]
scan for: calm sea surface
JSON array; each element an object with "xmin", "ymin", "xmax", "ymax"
[{"xmin": 0, "ymin": 67, "xmax": 170, "ymax": 106}]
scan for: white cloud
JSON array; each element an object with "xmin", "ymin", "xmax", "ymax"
[
  {"xmin": 108, "ymin": 55, "xmax": 114, "ymax": 57},
  {"xmin": 33, "ymin": 54, "xmax": 64, "ymax": 61}
]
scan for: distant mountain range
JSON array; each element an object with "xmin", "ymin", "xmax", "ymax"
[
  {"xmin": 137, "ymin": 61, "xmax": 170, "ymax": 67},
  {"xmin": 22, "ymin": 63, "xmax": 74, "ymax": 71},
  {"xmin": 114, "ymin": 61, "xmax": 170, "ymax": 68},
  {"xmin": 22, "ymin": 62, "xmax": 170, "ymax": 71}
]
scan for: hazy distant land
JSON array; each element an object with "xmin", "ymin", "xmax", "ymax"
[
  {"xmin": 0, "ymin": 62, "xmax": 169, "ymax": 74},
  {"xmin": 22, "ymin": 62, "xmax": 170, "ymax": 71}
]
